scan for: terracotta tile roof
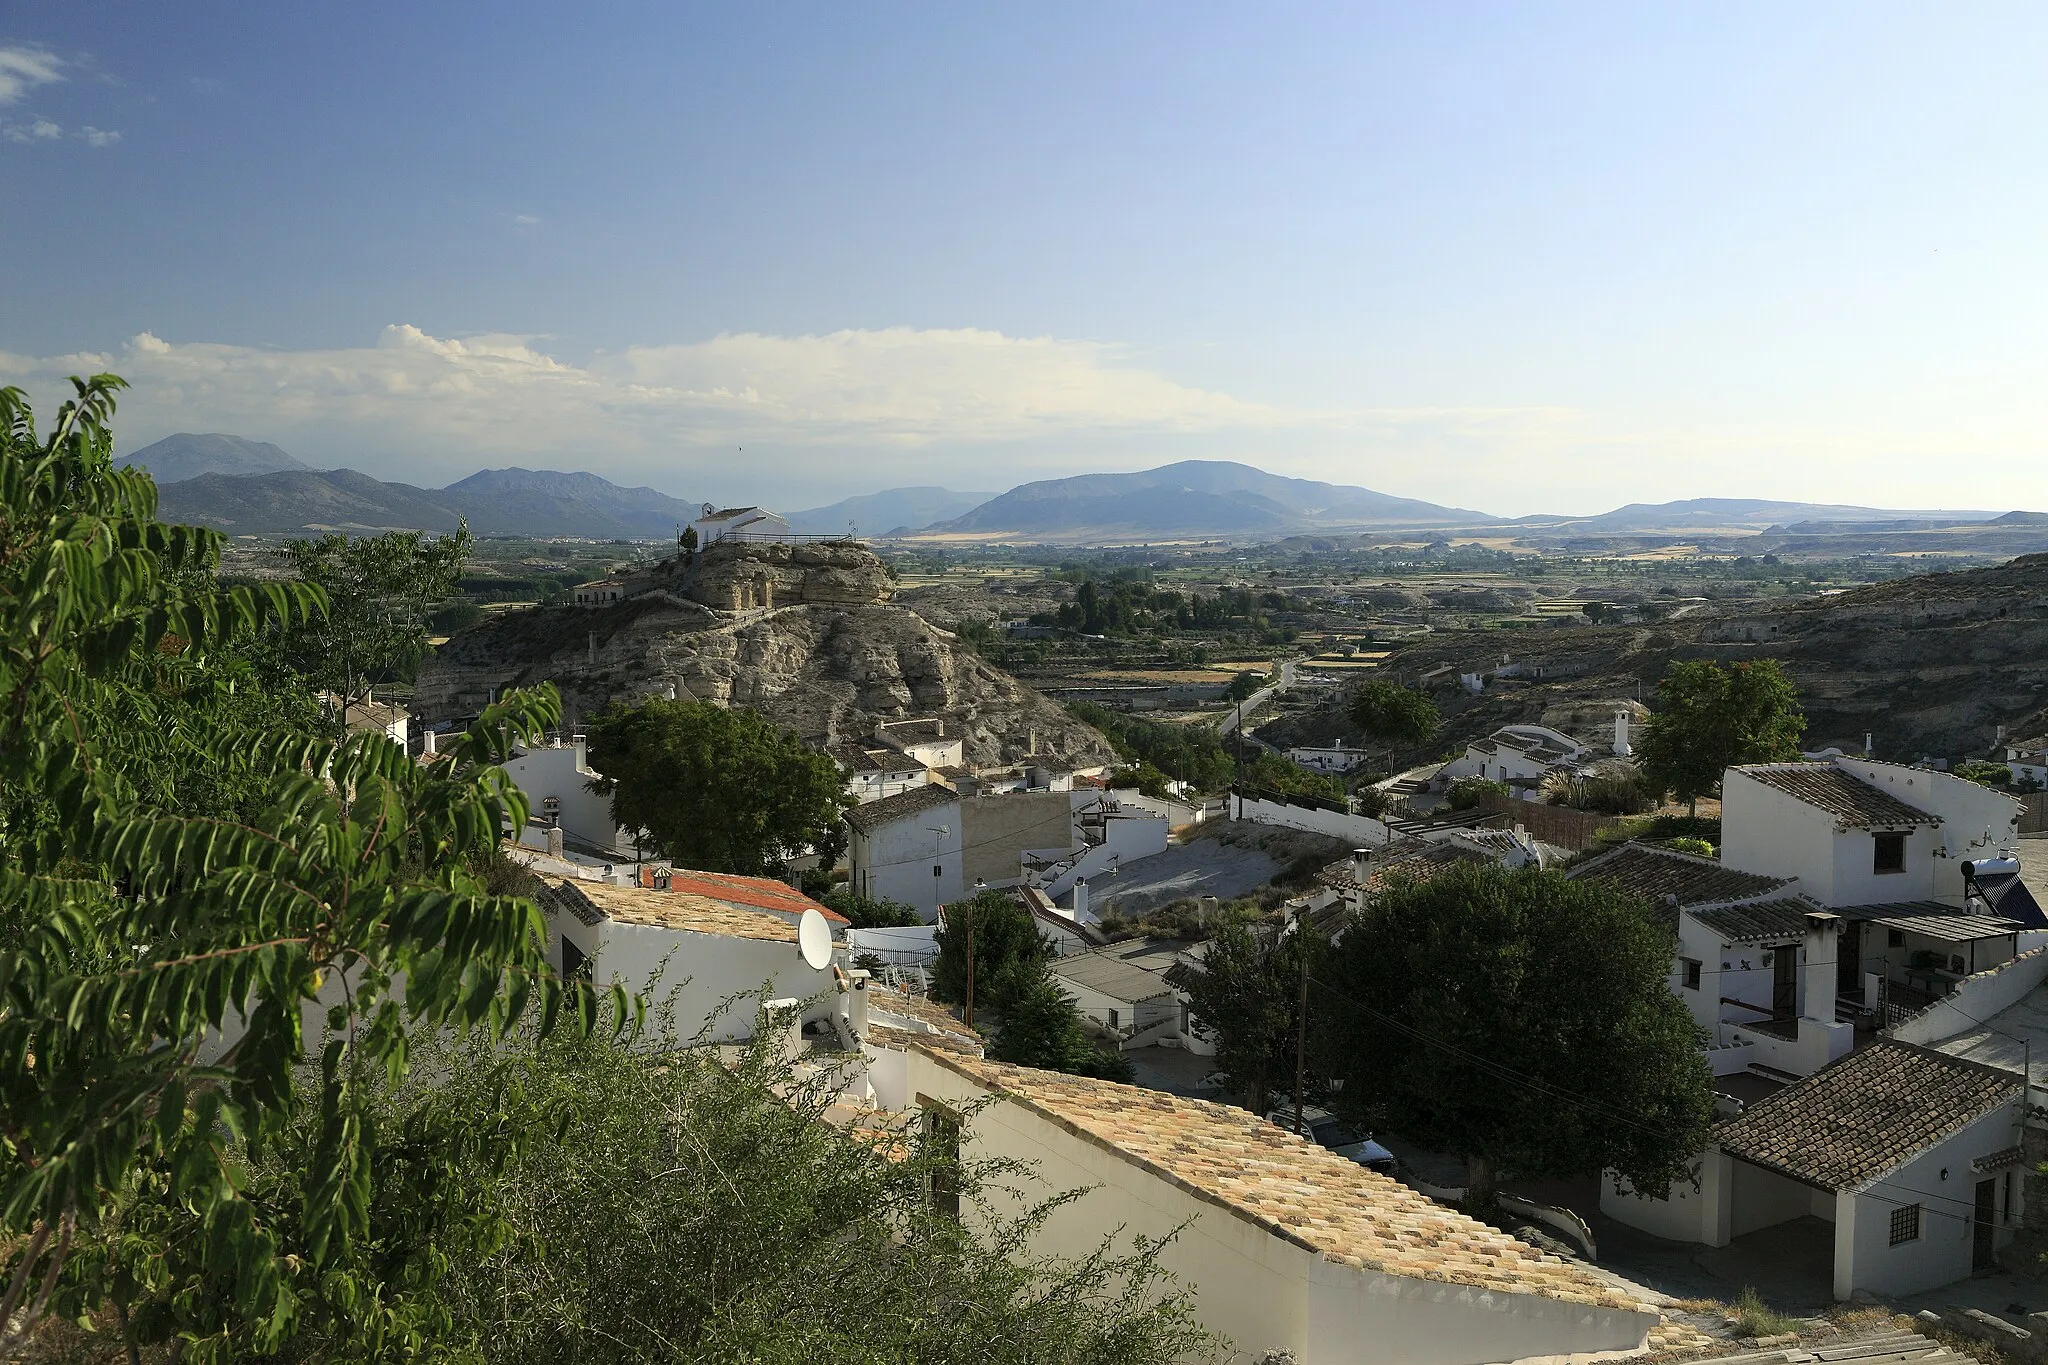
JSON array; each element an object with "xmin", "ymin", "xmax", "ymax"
[
  {"xmin": 911, "ymin": 1046, "xmax": 1645, "ymax": 1312},
  {"xmin": 1689, "ymin": 897, "xmax": 1823, "ymax": 944},
  {"xmin": 843, "ymin": 782, "xmax": 959, "ymax": 834},
  {"xmin": 552, "ymin": 879, "xmax": 798, "ymax": 943},
  {"xmin": 1567, "ymin": 843, "xmax": 1790, "ymax": 918},
  {"xmin": 659, "ymin": 868, "xmax": 850, "ymax": 926},
  {"xmin": 1732, "ymin": 763, "xmax": 1940, "ymax": 828},
  {"xmin": 1366, "ymin": 842, "xmax": 1494, "ymax": 892},
  {"xmin": 1716, "ymin": 1040, "xmax": 2019, "ymax": 1192},
  {"xmin": 866, "ymin": 1021, "xmax": 983, "ymax": 1057},
  {"xmin": 867, "ymin": 986, "xmax": 982, "ymax": 1042}
]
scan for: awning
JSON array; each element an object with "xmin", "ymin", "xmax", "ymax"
[{"xmin": 1865, "ymin": 912, "xmax": 2023, "ymax": 943}]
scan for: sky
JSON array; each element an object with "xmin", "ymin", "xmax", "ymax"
[{"xmin": 3, "ymin": 3, "xmax": 2047, "ymax": 516}]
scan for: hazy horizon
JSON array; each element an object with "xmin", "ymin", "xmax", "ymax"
[{"xmin": 6, "ymin": 4, "xmax": 2047, "ymax": 514}]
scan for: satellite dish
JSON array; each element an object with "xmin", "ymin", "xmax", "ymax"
[{"xmin": 798, "ymin": 907, "xmax": 833, "ymax": 971}]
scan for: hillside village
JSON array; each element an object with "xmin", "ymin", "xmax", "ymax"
[{"xmin": 383, "ymin": 519, "xmax": 2048, "ymax": 1359}]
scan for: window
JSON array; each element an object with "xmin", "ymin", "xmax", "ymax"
[
  {"xmin": 1889, "ymin": 1202, "xmax": 1921, "ymax": 1246},
  {"xmin": 1874, "ymin": 831, "xmax": 1907, "ymax": 875},
  {"xmin": 1681, "ymin": 958, "xmax": 1702, "ymax": 991},
  {"xmin": 921, "ymin": 1101, "xmax": 961, "ymax": 1222},
  {"xmin": 1107, "ymin": 1007, "xmax": 1120, "ymax": 1030},
  {"xmin": 561, "ymin": 936, "xmax": 590, "ymax": 981},
  {"xmin": 1888, "ymin": 928, "xmax": 1905, "ymax": 949}
]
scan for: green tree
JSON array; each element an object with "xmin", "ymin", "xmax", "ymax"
[
  {"xmin": 1165, "ymin": 920, "xmax": 1322, "ymax": 1115},
  {"xmin": 0, "ymin": 376, "xmax": 595, "ymax": 1358},
  {"xmin": 1346, "ymin": 679, "xmax": 1440, "ymax": 748},
  {"xmin": 1637, "ymin": 660, "xmax": 1806, "ymax": 815},
  {"xmin": 584, "ymin": 697, "xmax": 851, "ymax": 876},
  {"xmin": 279, "ymin": 521, "xmax": 475, "ymax": 716},
  {"xmin": 990, "ymin": 958, "xmax": 1136, "ymax": 1083},
  {"xmin": 1315, "ymin": 863, "xmax": 1715, "ymax": 1205},
  {"xmin": 1223, "ymin": 669, "xmax": 1265, "ymax": 703},
  {"xmin": 1956, "ymin": 759, "xmax": 2012, "ymax": 788},
  {"xmin": 822, "ymin": 886, "xmax": 923, "ymax": 929},
  {"xmin": 932, "ymin": 889, "xmax": 1049, "ymax": 1013}
]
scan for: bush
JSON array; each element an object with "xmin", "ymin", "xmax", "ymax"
[
  {"xmin": 428, "ymin": 599, "xmax": 486, "ymax": 634},
  {"xmin": 1540, "ymin": 770, "xmax": 1655, "ymax": 816},
  {"xmin": 1664, "ymin": 837, "xmax": 1716, "ymax": 857},
  {"xmin": 822, "ymin": 887, "xmax": 922, "ymax": 929},
  {"xmin": 1445, "ymin": 777, "xmax": 1510, "ymax": 811},
  {"xmin": 1956, "ymin": 759, "xmax": 2013, "ymax": 787}
]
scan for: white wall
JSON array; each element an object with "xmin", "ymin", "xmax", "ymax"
[
  {"xmin": 503, "ymin": 743, "xmax": 630, "ymax": 854},
  {"xmin": 1889, "ymin": 946, "xmax": 2048, "ymax": 1045},
  {"xmin": 1721, "ymin": 771, "xmax": 1843, "ymax": 898},
  {"xmin": 1840, "ymin": 1103, "xmax": 2022, "ymax": 1298},
  {"xmin": 850, "ymin": 802, "xmax": 964, "ymax": 920},
  {"xmin": 1602, "ymin": 1150, "xmax": 1731, "ymax": 1246},
  {"xmin": 899, "ymin": 1049, "xmax": 1653, "ymax": 1364},
  {"xmin": 1051, "ymin": 975, "xmax": 1176, "ymax": 1042},
  {"xmin": 1835, "ymin": 759, "xmax": 2023, "ymax": 903},
  {"xmin": 1732, "ymin": 1162, "xmax": 1826, "ymax": 1238},
  {"xmin": 1229, "ymin": 794, "xmax": 1390, "ymax": 847},
  {"xmin": 551, "ymin": 914, "xmax": 834, "ymax": 1042}
]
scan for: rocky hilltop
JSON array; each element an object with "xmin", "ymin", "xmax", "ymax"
[
  {"xmin": 415, "ymin": 539, "xmax": 1114, "ymax": 769},
  {"xmin": 1269, "ymin": 553, "xmax": 2048, "ymax": 763}
]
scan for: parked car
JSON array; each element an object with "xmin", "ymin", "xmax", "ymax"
[{"xmin": 1265, "ymin": 1105, "xmax": 1397, "ymax": 1175}]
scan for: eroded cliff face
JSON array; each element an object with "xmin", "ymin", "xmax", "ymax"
[{"xmin": 416, "ymin": 544, "xmax": 1112, "ymax": 768}]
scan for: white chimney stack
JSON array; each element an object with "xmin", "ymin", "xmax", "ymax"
[
  {"xmin": 1072, "ymin": 877, "xmax": 1089, "ymax": 919},
  {"xmin": 422, "ymin": 728, "xmax": 437, "ymax": 756},
  {"xmin": 546, "ymin": 825, "xmax": 565, "ymax": 858},
  {"xmin": 1865, "ymin": 732, "xmax": 1874, "ymax": 757},
  {"xmin": 1613, "ymin": 709, "xmax": 1632, "ymax": 757},
  {"xmin": 1801, "ymin": 912, "xmax": 1840, "ymax": 1023}
]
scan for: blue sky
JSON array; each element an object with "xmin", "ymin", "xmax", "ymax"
[{"xmin": 3, "ymin": 3, "xmax": 2046, "ymax": 514}]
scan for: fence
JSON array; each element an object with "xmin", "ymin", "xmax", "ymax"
[
  {"xmin": 1473, "ymin": 790, "xmax": 1608, "ymax": 851},
  {"xmin": 2022, "ymin": 793, "xmax": 2048, "ymax": 835}
]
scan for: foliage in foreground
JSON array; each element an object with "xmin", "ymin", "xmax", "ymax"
[
  {"xmin": 1165, "ymin": 919, "xmax": 1323, "ymax": 1116},
  {"xmin": 0, "ymin": 377, "xmax": 598, "ymax": 1359}
]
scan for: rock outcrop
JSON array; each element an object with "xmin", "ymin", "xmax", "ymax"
[{"xmin": 415, "ymin": 541, "xmax": 1112, "ymax": 769}]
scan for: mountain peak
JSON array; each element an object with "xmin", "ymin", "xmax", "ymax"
[{"xmin": 116, "ymin": 433, "xmax": 309, "ymax": 483}]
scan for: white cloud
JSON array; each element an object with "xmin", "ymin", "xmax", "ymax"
[
  {"xmin": 80, "ymin": 125, "xmax": 118, "ymax": 146},
  {"xmin": 511, "ymin": 213, "xmax": 540, "ymax": 229},
  {"xmin": 0, "ymin": 324, "xmax": 1589, "ymax": 505},
  {"xmin": 0, "ymin": 45, "xmax": 61, "ymax": 105}
]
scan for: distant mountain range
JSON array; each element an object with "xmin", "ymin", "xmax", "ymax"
[
  {"xmin": 118, "ymin": 435, "xmax": 2038, "ymax": 547},
  {"xmin": 911, "ymin": 460, "xmax": 1492, "ymax": 542},
  {"xmin": 117, "ymin": 433, "xmax": 309, "ymax": 482},
  {"xmin": 152, "ymin": 464, "xmax": 701, "ymax": 539},
  {"xmin": 787, "ymin": 486, "xmax": 995, "ymax": 537}
]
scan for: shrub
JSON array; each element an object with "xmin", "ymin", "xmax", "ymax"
[
  {"xmin": 1957, "ymin": 759, "xmax": 2013, "ymax": 787},
  {"xmin": 1445, "ymin": 777, "xmax": 1510, "ymax": 811}
]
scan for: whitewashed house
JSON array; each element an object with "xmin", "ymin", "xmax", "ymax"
[
  {"xmin": 1287, "ymin": 741, "xmax": 1366, "ymax": 774},
  {"xmin": 874, "ymin": 718, "xmax": 964, "ymax": 771},
  {"xmin": 833, "ymin": 742, "xmax": 933, "ymax": 805},
  {"xmin": 844, "ymin": 784, "xmax": 964, "ymax": 920},
  {"xmin": 2004, "ymin": 734, "xmax": 2048, "ymax": 788},
  {"xmin": 543, "ymin": 878, "xmax": 843, "ymax": 1043},
  {"xmin": 1046, "ymin": 938, "xmax": 1182, "ymax": 1048},
  {"xmin": 572, "ymin": 578, "xmax": 627, "ymax": 607},
  {"xmin": 502, "ymin": 738, "xmax": 634, "ymax": 856},
  {"xmin": 855, "ymin": 1039, "xmax": 1658, "ymax": 1363},
  {"xmin": 1439, "ymin": 723, "xmax": 1590, "ymax": 789},
  {"xmin": 691, "ymin": 505, "xmax": 791, "ymax": 548},
  {"xmin": 1605, "ymin": 1041, "xmax": 2024, "ymax": 1301}
]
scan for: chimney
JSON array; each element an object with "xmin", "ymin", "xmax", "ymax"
[
  {"xmin": 546, "ymin": 825, "xmax": 564, "ymax": 858},
  {"xmin": 1801, "ymin": 912, "xmax": 1840, "ymax": 1023},
  {"xmin": 1072, "ymin": 877, "xmax": 1089, "ymax": 919},
  {"xmin": 1613, "ymin": 709, "xmax": 1632, "ymax": 757},
  {"xmin": 934, "ymin": 719, "xmax": 944, "ymax": 737},
  {"xmin": 422, "ymin": 728, "xmax": 437, "ymax": 756},
  {"xmin": 1351, "ymin": 847, "xmax": 1371, "ymax": 883},
  {"xmin": 847, "ymin": 968, "xmax": 871, "ymax": 1041},
  {"xmin": 588, "ymin": 631, "xmax": 597, "ymax": 666},
  {"xmin": 1864, "ymin": 732, "xmax": 1874, "ymax": 758}
]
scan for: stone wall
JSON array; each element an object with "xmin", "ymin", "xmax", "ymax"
[{"xmin": 669, "ymin": 540, "xmax": 893, "ymax": 613}]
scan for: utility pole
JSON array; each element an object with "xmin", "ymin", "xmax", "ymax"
[
  {"xmin": 1293, "ymin": 929, "xmax": 1308, "ymax": 1138},
  {"xmin": 963, "ymin": 877, "xmax": 985, "ymax": 1029}
]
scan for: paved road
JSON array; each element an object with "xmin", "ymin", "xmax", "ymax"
[{"xmin": 1217, "ymin": 658, "xmax": 1297, "ymax": 737}]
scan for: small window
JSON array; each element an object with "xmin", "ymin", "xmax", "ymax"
[
  {"xmin": 561, "ymin": 936, "xmax": 591, "ymax": 981},
  {"xmin": 1107, "ymin": 1007, "xmax": 1120, "ymax": 1030},
  {"xmin": 1888, "ymin": 929, "xmax": 1905, "ymax": 949},
  {"xmin": 1950, "ymin": 954, "xmax": 1967, "ymax": 974},
  {"xmin": 1681, "ymin": 958, "xmax": 1702, "ymax": 991},
  {"xmin": 1889, "ymin": 1202, "xmax": 1921, "ymax": 1246},
  {"xmin": 1874, "ymin": 832, "xmax": 1907, "ymax": 875}
]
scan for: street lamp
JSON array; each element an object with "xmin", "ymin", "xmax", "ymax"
[{"xmin": 966, "ymin": 877, "xmax": 987, "ymax": 1028}]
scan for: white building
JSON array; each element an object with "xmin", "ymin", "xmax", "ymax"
[
  {"xmin": 856, "ymin": 1039, "xmax": 1658, "ymax": 1363},
  {"xmin": 1439, "ymin": 723, "xmax": 1590, "ymax": 789},
  {"xmin": 572, "ymin": 578, "xmax": 627, "ymax": 607},
  {"xmin": 833, "ymin": 742, "xmax": 933, "ymax": 805},
  {"xmin": 501, "ymin": 738, "xmax": 634, "ymax": 856},
  {"xmin": 1287, "ymin": 741, "xmax": 1366, "ymax": 774},
  {"xmin": 543, "ymin": 878, "xmax": 842, "ymax": 1043},
  {"xmin": 844, "ymin": 783, "xmax": 964, "ymax": 920},
  {"xmin": 873, "ymin": 718, "xmax": 964, "ymax": 771},
  {"xmin": 2005, "ymin": 734, "xmax": 2048, "ymax": 788},
  {"xmin": 1046, "ymin": 938, "xmax": 1182, "ymax": 1048},
  {"xmin": 1721, "ymin": 758, "xmax": 2022, "ymax": 910},
  {"xmin": 691, "ymin": 505, "xmax": 791, "ymax": 548},
  {"xmin": 1607, "ymin": 1041, "xmax": 2024, "ymax": 1302}
]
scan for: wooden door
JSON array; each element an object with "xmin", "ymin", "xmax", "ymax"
[{"xmin": 1975, "ymin": 1178, "xmax": 1997, "ymax": 1270}]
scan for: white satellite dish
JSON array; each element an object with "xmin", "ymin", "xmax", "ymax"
[{"xmin": 798, "ymin": 907, "xmax": 834, "ymax": 971}]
